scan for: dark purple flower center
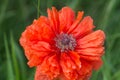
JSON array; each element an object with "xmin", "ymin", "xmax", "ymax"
[{"xmin": 54, "ymin": 33, "xmax": 76, "ymax": 52}]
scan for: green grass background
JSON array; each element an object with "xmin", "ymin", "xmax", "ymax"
[{"xmin": 0, "ymin": 0, "xmax": 120, "ymax": 80}]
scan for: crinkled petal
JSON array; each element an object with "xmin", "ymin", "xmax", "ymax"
[
  {"xmin": 76, "ymin": 30, "xmax": 105, "ymax": 62},
  {"xmin": 23, "ymin": 41, "xmax": 52, "ymax": 60},
  {"xmin": 31, "ymin": 41, "xmax": 52, "ymax": 52},
  {"xmin": 59, "ymin": 7, "xmax": 75, "ymax": 32},
  {"xmin": 80, "ymin": 56, "xmax": 103, "ymax": 71},
  {"xmin": 47, "ymin": 7, "xmax": 60, "ymax": 34},
  {"xmin": 91, "ymin": 58, "xmax": 103, "ymax": 70},
  {"xmin": 60, "ymin": 53, "xmax": 78, "ymax": 80},
  {"xmin": 19, "ymin": 16, "xmax": 55, "ymax": 67},
  {"xmin": 35, "ymin": 66, "xmax": 50, "ymax": 80},
  {"xmin": 80, "ymin": 55, "xmax": 101, "ymax": 61},
  {"xmin": 69, "ymin": 51, "xmax": 81, "ymax": 70},
  {"xmin": 23, "ymin": 41, "xmax": 52, "ymax": 67},
  {"xmin": 78, "ymin": 59, "xmax": 92, "ymax": 80},
  {"xmin": 20, "ymin": 16, "xmax": 54, "ymax": 43},
  {"xmin": 77, "ymin": 30, "xmax": 105, "ymax": 48},
  {"xmin": 27, "ymin": 55, "xmax": 43, "ymax": 67},
  {"xmin": 76, "ymin": 47, "xmax": 104, "ymax": 57},
  {"xmin": 67, "ymin": 11, "xmax": 84, "ymax": 34},
  {"xmin": 71, "ymin": 16, "xmax": 95, "ymax": 38},
  {"xmin": 38, "ymin": 54, "xmax": 60, "ymax": 79},
  {"xmin": 19, "ymin": 16, "xmax": 54, "ymax": 51}
]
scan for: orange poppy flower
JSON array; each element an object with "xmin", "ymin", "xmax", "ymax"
[{"xmin": 19, "ymin": 7, "xmax": 105, "ymax": 80}]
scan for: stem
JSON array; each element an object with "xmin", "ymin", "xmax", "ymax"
[
  {"xmin": 100, "ymin": 0, "xmax": 117, "ymax": 30},
  {"xmin": 37, "ymin": 0, "xmax": 40, "ymax": 18}
]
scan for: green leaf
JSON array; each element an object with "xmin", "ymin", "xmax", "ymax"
[
  {"xmin": 4, "ymin": 34, "xmax": 14, "ymax": 80},
  {"xmin": 0, "ymin": 0, "xmax": 8, "ymax": 26},
  {"xmin": 10, "ymin": 32, "xmax": 20, "ymax": 80},
  {"xmin": 112, "ymin": 70, "xmax": 120, "ymax": 80},
  {"xmin": 14, "ymin": 38, "xmax": 27, "ymax": 80}
]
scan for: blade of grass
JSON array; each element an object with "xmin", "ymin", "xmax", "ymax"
[
  {"xmin": 91, "ymin": 70, "xmax": 101, "ymax": 80},
  {"xmin": 112, "ymin": 70, "xmax": 120, "ymax": 80},
  {"xmin": 14, "ymin": 41, "xmax": 27, "ymax": 80},
  {"xmin": 0, "ymin": 0, "xmax": 8, "ymax": 26},
  {"xmin": 17, "ymin": 0, "xmax": 27, "ymax": 20},
  {"xmin": 10, "ymin": 32, "xmax": 20, "ymax": 80},
  {"xmin": 102, "ymin": 56, "xmax": 112, "ymax": 80},
  {"xmin": 4, "ymin": 33, "xmax": 14, "ymax": 80},
  {"xmin": 99, "ymin": 0, "xmax": 117, "ymax": 30}
]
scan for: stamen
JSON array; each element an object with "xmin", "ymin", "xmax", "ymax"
[{"xmin": 54, "ymin": 33, "xmax": 76, "ymax": 52}]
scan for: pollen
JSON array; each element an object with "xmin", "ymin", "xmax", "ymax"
[{"xmin": 55, "ymin": 33, "xmax": 77, "ymax": 52}]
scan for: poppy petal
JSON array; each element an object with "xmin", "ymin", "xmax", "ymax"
[
  {"xmin": 76, "ymin": 47, "xmax": 104, "ymax": 57},
  {"xmin": 20, "ymin": 16, "xmax": 54, "ymax": 45},
  {"xmin": 76, "ymin": 30, "xmax": 105, "ymax": 61},
  {"xmin": 23, "ymin": 41, "xmax": 52, "ymax": 60},
  {"xmin": 19, "ymin": 16, "xmax": 55, "ymax": 67},
  {"xmin": 59, "ymin": 7, "xmax": 75, "ymax": 32},
  {"xmin": 35, "ymin": 65, "xmax": 50, "ymax": 80},
  {"xmin": 78, "ymin": 59, "xmax": 92, "ymax": 80},
  {"xmin": 80, "ymin": 55, "xmax": 101, "ymax": 61},
  {"xmin": 77, "ymin": 30, "xmax": 105, "ymax": 48},
  {"xmin": 31, "ymin": 41, "xmax": 52, "ymax": 52},
  {"xmin": 69, "ymin": 51, "xmax": 81, "ymax": 70},
  {"xmin": 39, "ymin": 54, "xmax": 60, "ymax": 79},
  {"xmin": 47, "ymin": 7, "xmax": 59, "ymax": 34},
  {"xmin": 24, "ymin": 41, "xmax": 52, "ymax": 67},
  {"xmin": 91, "ymin": 58, "xmax": 103, "ymax": 70},
  {"xmin": 60, "ymin": 53, "xmax": 78, "ymax": 80},
  {"xmin": 71, "ymin": 16, "xmax": 95, "ymax": 38},
  {"xmin": 27, "ymin": 55, "xmax": 43, "ymax": 67},
  {"xmin": 67, "ymin": 11, "xmax": 84, "ymax": 34}
]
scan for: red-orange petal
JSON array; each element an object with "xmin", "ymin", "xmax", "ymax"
[
  {"xmin": 35, "ymin": 16, "xmax": 54, "ymax": 42},
  {"xmin": 35, "ymin": 65, "xmax": 50, "ymax": 80},
  {"xmin": 76, "ymin": 30, "xmax": 105, "ymax": 62},
  {"xmin": 77, "ymin": 30, "xmax": 105, "ymax": 48},
  {"xmin": 91, "ymin": 58, "xmax": 103, "ymax": 70},
  {"xmin": 80, "ymin": 55, "xmax": 101, "ymax": 61},
  {"xmin": 20, "ymin": 16, "xmax": 54, "ymax": 44},
  {"xmin": 59, "ymin": 7, "xmax": 75, "ymax": 32},
  {"xmin": 76, "ymin": 47, "xmax": 104, "ymax": 57},
  {"xmin": 67, "ymin": 11, "xmax": 84, "ymax": 34},
  {"xmin": 31, "ymin": 41, "xmax": 52, "ymax": 52},
  {"xmin": 78, "ymin": 59, "xmax": 92, "ymax": 80},
  {"xmin": 19, "ymin": 16, "xmax": 54, "ymax": 67},
  {"xmin": 69, "ymin": 51, "xmax": 81, "ymax": 70},
  {"xmin": 27, "ymin": 55, "xmax": 43, "ymax": 67},
  {"xmin": 60, "ymin": 53, "xmax": 78, "ymax": 80},
  {"xmin": 47, "ymin": 7, "xmax": 60, "ymax": 34},
  {"xmin": 23, "ymin": 41, "xmax": 52, "ymax": 67},
  {"xmin": 37, "ymin": 54, "xmax": 60, "ymax": 79},
  {"xmin": 71, "ymin": 16, "xmax": 95, "ymax": 38}
]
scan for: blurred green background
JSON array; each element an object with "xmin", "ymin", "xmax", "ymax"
[{"xmin": 0, "ymin": 0, "xmax": 120, "ymax": 80}]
